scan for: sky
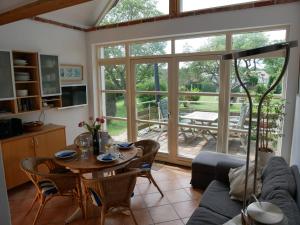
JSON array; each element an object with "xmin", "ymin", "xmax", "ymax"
[{"xmin": 156, "ymin": 0, "xmax": 260, "ymax": 13}]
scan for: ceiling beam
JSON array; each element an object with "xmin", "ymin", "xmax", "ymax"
[{"xmin": 0, "ymin": 0, "xmax": 93, "ymax": 26}]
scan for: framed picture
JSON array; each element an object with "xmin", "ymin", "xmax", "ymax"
[{"xmin": 60, "ymin": 64, "xmax": 83, "ymax": 82}]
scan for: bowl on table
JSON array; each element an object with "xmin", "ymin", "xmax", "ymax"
[{"xmin": 23, "ymin": 121, "xmax": 44, "ymax": 132}]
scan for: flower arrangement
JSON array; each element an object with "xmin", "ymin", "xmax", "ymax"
[{"xmin": 78, "ymin": 116, "xmax": 105, "ymax": 133}]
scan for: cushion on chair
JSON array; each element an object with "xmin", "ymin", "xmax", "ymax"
[
  {"xmin": 88, "ymin": 188, "xmax": 102, "ymax": 206},
  {"xmin": 38, "ymin": 180, "xmax": 58, "ymax": 196},
  {"xmin": 141, "ymin": 163, "xmax": 151, "ymax": 169}
]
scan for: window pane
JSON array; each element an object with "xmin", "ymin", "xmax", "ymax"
[
  {"xmin": 230, "ymin": 57, "xmax": 285, "ymax": 95},
  {"xmin": 179, "ymin": 60, "xmax": 220, "ymax": 93},
  {"xmin": 99, "ymin": 45, "xmax": 125, "ymax": 59},
  {"xmin": 101, "ymin": 64, "xmax": 126, "ymax": 90},
  {"xmin": 99, "ymin": 0, "xmax": 169, "ymax": 25},
  {"xmin": 136, "ymin": 94, "xmax": 167, "ymax": 122},
  {"xmin": 181, "ymin": 0, "xmax": 260, "ymax": 12},
  {"xmin": 130, "ymin": 41, "xmax": 171, "ymax": 56},
  {"xmin": 175, "ymin": 35, "xmax": 226, "ymax": 53},
  {"xmin": 103, "ymin": 93, "xmax": 127, "ymax": 118},
  {"xmin": 232, "ymin": 30, "xmax": 286, "ymax": 50},
  {"xmin": 136, "ymin": 63, "xmax": 168, "ymax": 91},
  {"xmin": 137, "ymin": 122, "xmax": 168, "ymax": 153},
  {"xmin": 106, "ymin": 119, "xmax": 128, "ymax": 142}
]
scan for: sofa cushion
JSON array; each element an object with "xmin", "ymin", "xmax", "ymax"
[
  {"xmin": 262, "ymin": 190, "xmax": 300, "ymax": 225},
  {"xmin": 186, "ymin": 207, "xmax": 229, "ymax": 225},
  {"xmin": 261, "ymin": 157, "xmax": 296, "ymax": 199},
  {"xmin": 291, "ymin": 165, "xmax": 300, "ymax": 211},
  {"xmin": 199, "ymin": 180, "xmax": 242, "ymax": 219}
]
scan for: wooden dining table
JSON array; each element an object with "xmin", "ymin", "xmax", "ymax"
[{"xmin": 53, "ymin": 144, "xmax": 138, "ymax": 223}]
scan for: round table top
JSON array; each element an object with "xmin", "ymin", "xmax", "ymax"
[{"xmin": 54, "ymin": 145, "xmax": 138, "ymax": 173}]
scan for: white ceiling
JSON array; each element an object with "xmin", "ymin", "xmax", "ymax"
[{"xmin": 0, "ymin": 0, "xmax": 112, "ymax": 28}]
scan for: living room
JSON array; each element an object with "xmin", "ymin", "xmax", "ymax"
[{"xmin": 0, "ymin": 0, "xmax": 300, "ymax": 225}]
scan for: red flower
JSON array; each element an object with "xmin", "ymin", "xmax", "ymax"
[
  {"xmin": 99, "ymin": 117, "xmax": 105, "ymax": 124},
  {"xmin": 96, "ymin": 117, "xmax": 100, "ymax": 122},
  {"xmin": 78, "ymin": 122, "xmax": 84, "ymax": 127}
]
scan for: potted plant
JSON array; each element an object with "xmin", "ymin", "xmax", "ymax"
[
  {"xmin": 256, "ymin": 93, "xmax": 285, "ymax": 166},
  {"xmin": 78, "ymin": 116, "xmax": 105, "ymax": 155}
]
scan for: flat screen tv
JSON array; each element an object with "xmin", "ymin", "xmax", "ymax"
[{"xmin": 61, "ymin": 84, "xmax": 87, "ymax": 108}]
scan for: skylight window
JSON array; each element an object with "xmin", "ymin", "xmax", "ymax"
[
  {"xmin": 180, "ymin": 0, "xmax": 260, "ymax": 12},
  {"xmin": 99, "ymin": 0, "xmax": 169, "ymax": 26}
]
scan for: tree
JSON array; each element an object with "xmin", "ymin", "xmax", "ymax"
[{"xmin": 100, "ymin": 0, "xmax": 163, "ymax": 25}]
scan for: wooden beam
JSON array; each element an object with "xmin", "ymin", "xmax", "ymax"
[{"xmin": 0, "ymin": 0, "xmax": 93, "ymax": 26}]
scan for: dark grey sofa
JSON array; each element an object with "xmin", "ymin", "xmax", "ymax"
[{"xmin": 187, "ymin": 157, "xmax": 300, "ymax": 225}]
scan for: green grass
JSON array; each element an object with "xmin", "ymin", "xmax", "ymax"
[{"xmin": 107, "ymin": 120, "xmax": 127, "ymax": 136}]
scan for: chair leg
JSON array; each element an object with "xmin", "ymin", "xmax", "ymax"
[
  {"xmin": 129, "ymin": 208, "xmax": 138, "ymax": 225},
  {"xmin": 25, "ymin": 193, "xmax": 39, "ymax": 216},
  {"xmin": 148, "ymin": 172, "xmax": 164, "ymax": 197},
  {"xmin": 33, "ymin": 198, "xmax": 46, "ymax": 225},
  {"xmin": 100, "ymin": 206, "xmax": 106, "ymax": 225}
]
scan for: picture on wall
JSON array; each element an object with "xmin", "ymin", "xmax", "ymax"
[{"xmin": 60, "ymin": 64, "xmax": 83, "ymax": 82}]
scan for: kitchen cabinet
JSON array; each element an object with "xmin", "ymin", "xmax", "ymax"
[{"xmin": 0, "ymin": 124, "xmax": 66, "ymax": 189}]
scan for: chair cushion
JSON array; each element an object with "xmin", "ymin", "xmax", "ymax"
[
  {"xmin": 199, "ymin": 180, "xmax": 242, "ymax": 219},
  {"xmin": 261, "ymin": 157, "xmax": 296, "ymax": 199},
  {"xmin": 141, "ymin": 163, "xmax": 151, "ymax": 169},
  {"xmin": 88, "ymin": 188, "xmax": 102, "ymax": 207},
  {"xmin": 186, "ymin": 207, "xmax": 229, "ymax": 225},
  {"xmin": 262, "ymin": 190, "xmax": 300, "ymax": 225},
  {"xmin": 38, "ymin": 180, "xmax": 58, "ymax": 196}
]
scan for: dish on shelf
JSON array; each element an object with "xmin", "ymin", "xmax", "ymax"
[
  {"xmin": 14, "ymin": 59, "xmax": 28, "ymax": 66},
  {"xmin": 15, "ymin": 72, "xmax": 31, "ymax": 81},
  {"xmin": 16, "ymin": 89, "xmax": 28, "ymax": 97},
  {"xmin": 23, "ymin": 121, "xmax": 44, "ymax": 132}
]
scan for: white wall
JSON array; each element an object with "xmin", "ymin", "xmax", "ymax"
[
  {"xmin": 87, "ymin": 2, "xmax": 300, "ymax": 164},
  {"xmin": 0, "ymin": 19, "xmax": 90, "ymax": 145}
]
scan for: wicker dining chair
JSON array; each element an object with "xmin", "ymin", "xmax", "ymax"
[
  {"xmin": 127, "ymin": 139, "xmax": 163, "ymax": 197},
  {"xmin": 20, "ymin": 157, "xmax": 84, "ymax": 225},
  {"xmin": 81, "ymin": 168, "xmax": 141, "ymax": 225}
]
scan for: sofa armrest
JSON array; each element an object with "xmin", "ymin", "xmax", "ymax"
[{"xmin": 215, "ymin": 161, "xmax": 244, "ymax": 185}]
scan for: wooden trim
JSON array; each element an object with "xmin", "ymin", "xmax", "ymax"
[
  {"xmin": 32, "ymin": 16, "xmax": 87, "ymax": 31},
  {"xmin": 0, "ymin": 0, "xmax": 93, "ymax": 26}
]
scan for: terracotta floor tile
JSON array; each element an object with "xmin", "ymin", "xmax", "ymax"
[
  {"xmin": 177, "ymin": 177, "xmax": 192, "ymax": 188},
  {"xmin": 148, "ymin": 205, "xmax": 179, "ymax": 223},
  {"xmin": 158, "ymin": 180, "xmax": 183, "ymax": 192},
  {"xmin": 182, "ymin": 217, "xmax": 190, "ymax": 224},
  {"xmin": 137, "ymin": 183, "xmax": 159, "ymax": 195},
  {"xmin": 164, "ymin": 189, "xmax": 192, "ymax": 203},
  {"xmin": 184, "ymin": 187, "xmax": 202, "ymax": 201},
  {"xmin": 131, "ymin": 195, "xmax": 147, "ymax": 210},
  {"xmin": 173, "ymin": 200, "xmax": 198, "ymax": 218},
  {"xmin": 133, "ymin": 208, "xmax": 154, "ymax": 225},
  {"xmin": 143, "ymin": 192, "xmax": 169, "ymax": 208},
  {"xmin": 156, "ymin": 219, "xmax": 184, "ymax": 225}
]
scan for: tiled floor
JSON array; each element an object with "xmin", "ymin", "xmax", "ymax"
[{"xmin": 8, "ymin": 163, "xmax": 202, "ymax": 225}]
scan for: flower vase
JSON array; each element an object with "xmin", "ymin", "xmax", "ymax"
[{"xmin": 93, "ymin": 130, "xmax": 100, "ymax": 155}]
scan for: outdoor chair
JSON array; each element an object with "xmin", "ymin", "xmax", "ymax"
[
  {"xmin": 126, "ymin": 139, "xmax": 164, "ymax": 197},
  {"xmin": 229, "ymin": 103, "xmax": 249, "ymax": 150},
  {"xmin": 81, "ymin": 168, "xmax": 141, "ymax": 225},
  {"xmin": 20, "ymin": 157, "xmax": 84, "ymax": 225}
]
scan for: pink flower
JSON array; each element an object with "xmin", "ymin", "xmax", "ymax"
[
  {"xmin": 78, "ymin": 122, "xmax": 84, "ymax": 127},
  {"xmin": 99, "ymin": 117, "xmax": 105, "ymax": 124}
]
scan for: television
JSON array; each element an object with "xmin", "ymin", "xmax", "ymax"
[{"xmin": 61, "ymin": 84, "xmax": 87, "ymax": 108}]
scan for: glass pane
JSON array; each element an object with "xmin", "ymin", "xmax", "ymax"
[
  {"xmin": 230, "ymin": 57, "xmax": 285, "ymax": 95},
  {"xmin": 136, "ymin": 94, "xmax": 167, "ymax": 122},
  {"xmin": 179, "ymin": 60, "xmax": 220, "ymax": 92},
  {"xmin": 181, "ymin": 0, "xmax": 260, "ymax": 12},
  {"xmin": 136, "ymin": 63, "xmax": 168, "ymax": 91},
  {"xmin": 99, "ymin": 0, "xmax": 169, "ymax": 25},
  {"xmin": 178, "ymin": 126, "xmax": 217, "ymax": 158},
  {"xmin": 106, "ymin": 118, "xmax": 128, "ymax": 142},
  {"xmin": 103, "ymin": 93, "xmax": 127, "ymax": 118},
  {"xmin": 0, "ymin": 51, "xmax": 14, "ymax": 99},
  {"xmin": 232, "ymin": 29, "xmax": 286, "ymax": 50},
  {"xmin": 137, "ymin": 122, "xmax": 168, "ymax": 153},
  {"xmin": 99, "ymin": 45, "xmax": 125, "ymax": 59},
  {"xmin": 101, "ymin": 64, "xmax": 126, "ymax": 90},
  {"xmin": 175, "ymin": 35, "xmax": 226, "ymax": 53},
  {"xmin": 130, "ymin": 41, "xmax": 171, "ymax": 56},
  {"xmin": 40, "ymin": 55, "xmax": 60, "ymax": 96}
]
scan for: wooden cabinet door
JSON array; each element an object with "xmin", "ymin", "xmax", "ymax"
[
  {"xmin": 2, "ymin": 137, "xmax": 35, "ymax": 189},
  {"xmin": 34, "ymin": 128, "xmax": 66, "ymax": 157}
]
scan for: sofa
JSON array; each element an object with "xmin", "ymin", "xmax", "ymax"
[{"xmin": 187, "ymin": 156, "xmax": 300, "ymax": 225}]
